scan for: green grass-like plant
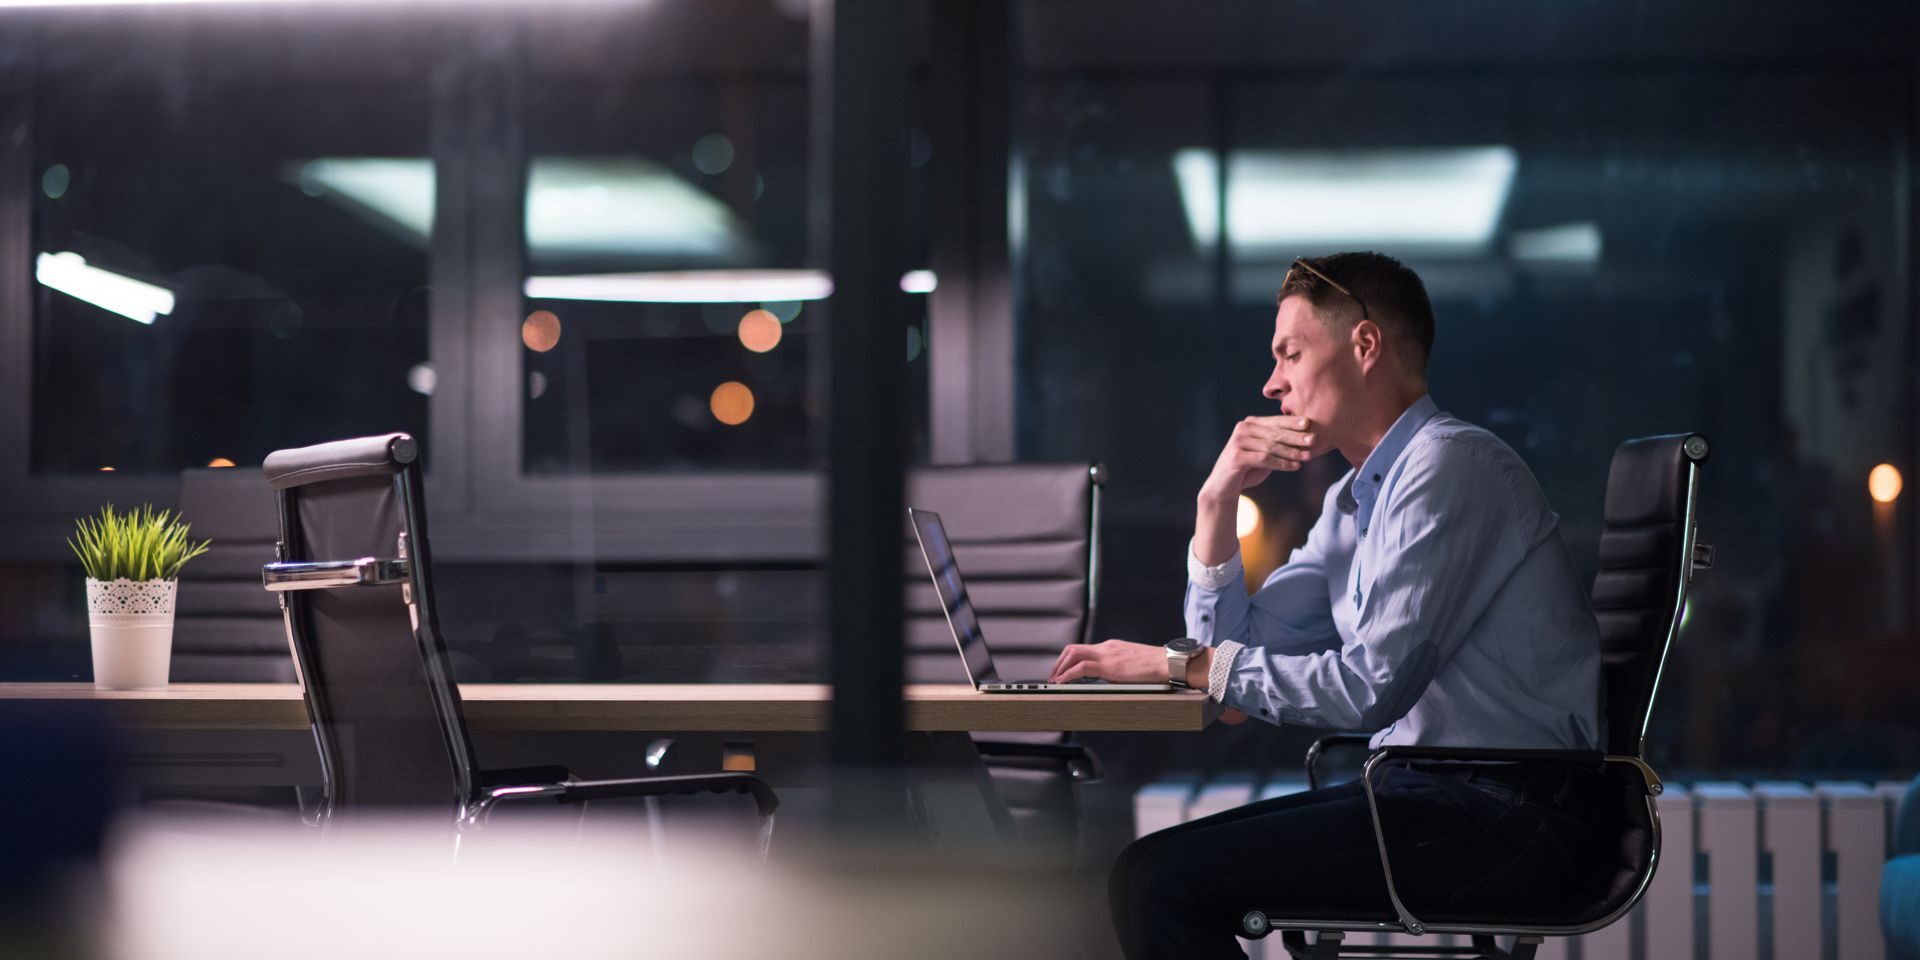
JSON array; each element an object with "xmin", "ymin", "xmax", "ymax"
[{"xmin": 68, "ymin": 503, "xmax": 211, "ymax": 582}]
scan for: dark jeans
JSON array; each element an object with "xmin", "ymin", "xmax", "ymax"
[{"xmin": 1108, "ymin": 763, "xmax": 1604, "ymax": 959}]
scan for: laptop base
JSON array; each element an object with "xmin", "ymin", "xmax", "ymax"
[{"xmin": 981, "ymin": 682, "xmax": 1176, "ymax": 693}]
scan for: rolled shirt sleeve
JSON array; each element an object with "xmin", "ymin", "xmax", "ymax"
[
  {"xmin": 1218, "ymin": 438, "xmax": 1533, "ymax": 731},
  {"xmin": 1183, "ymin": 502, "xmax": 1343, "ymax": 655}
]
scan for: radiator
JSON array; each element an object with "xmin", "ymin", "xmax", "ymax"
[{"xmin": 1132, "ymin": 776, "xmax": 1910, "ymax": 960}]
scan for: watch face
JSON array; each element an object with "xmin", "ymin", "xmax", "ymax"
[{"xmin": 1166, "ymin": 637, "xmax": 1200, "ymax": 654}]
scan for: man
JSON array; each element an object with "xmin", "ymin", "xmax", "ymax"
[{"xmin": 1048, "ymin": 252, "xmax": 1604, "ymax": 958}]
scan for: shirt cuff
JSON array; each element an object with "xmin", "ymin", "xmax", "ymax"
[
  {"xmin": 1207, "ymin": 640, "xmax": 1243, "ymax": 704},
  {"xmin": 1187, "ymin": 541, "xmax": 1244, "ymax": 592}
]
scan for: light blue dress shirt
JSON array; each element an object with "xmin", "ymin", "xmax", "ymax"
[{"xmin": 1186, "ymin": 395, "xmax": 1602, "ymax": 751}]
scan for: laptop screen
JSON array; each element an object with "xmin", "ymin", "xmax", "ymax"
[{"xmin": 908, "ymin": 509, "xmax": 998, "ymax": 685}]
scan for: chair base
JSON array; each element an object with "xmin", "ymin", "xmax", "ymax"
[{"xmin": 1267, "ymin": 928, "xmax": 1542, "ymax": 960}]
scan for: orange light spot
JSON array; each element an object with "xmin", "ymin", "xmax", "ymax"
[
  {"xmin": 98, "ymin": 466, "xmax": 115, "ymax": 472},
  {"xmin": 1236, "ymin": 494, "xmax": 1262, "ymax": 538},
  {"xmin": 709, "ymin": 381, "xmax": 755, "ymax": 426},
  {"xmin": 737, "ymin": 309, "xmax": 783, "ymax": 353},
  {"xmin": 1870, "ymin": 463, "xmax": 1903, "ymax": 504},
  {"xmin": 207, "ymin": 458, "xmax": 236, "ymax": 468},
  {"xmin": 522, "ymin": 310, "xmax": 562, "ymax": 353}
]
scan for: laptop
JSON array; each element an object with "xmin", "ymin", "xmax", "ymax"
[{"xmin": 908, "ymin": 507, "xmax": 1174, "ymax": 693}]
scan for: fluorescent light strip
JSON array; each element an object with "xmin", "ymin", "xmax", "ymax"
[
  {"xmin": 35, "ymin": 252, "xmax": 174, "ymax": 325},
  {"xmin": 526, "ymin": 270, "xmax": 834, "ymax": 304},
  {"xmin": 1173, "ymin": 146, "xmax": 1518, "ymax": 255},
  {"xmin": 1510, "ymin": 221, "xmax": 1602, "ymax": 264},
  {"xmin": 296, "ymin": 156, "xmax": 749, "ymax": 261},
  {"xmin": 526, "ymin": 269, "xmax": 938, "ymax": 304},
  {"xmin": 1172, "ymin": 150, "xmax": 1221, "ymax": 249}
]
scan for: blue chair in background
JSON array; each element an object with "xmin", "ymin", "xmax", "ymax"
[{"xmin": 1887, "ymin": 774, "xmax": 1920, "ymax": 960}]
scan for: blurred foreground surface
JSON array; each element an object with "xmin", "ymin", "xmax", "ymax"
[{"xmin": 82, "ymin": 810, "xmax": 1085, "ymax": 960}]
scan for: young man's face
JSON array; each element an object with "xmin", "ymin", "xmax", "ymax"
[{"xmin": 1264, "ymin": 295, "xmax": 1364, "ymax": 433}]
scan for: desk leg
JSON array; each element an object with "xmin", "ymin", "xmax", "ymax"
[{"xmin": 905, "ymin": 731, "xmax": 1017, "ymax": 845}]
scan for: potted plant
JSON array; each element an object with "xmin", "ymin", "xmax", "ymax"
[{"xmin": 69, "ymin": 504, "xmax": 210, "ymax": 690}]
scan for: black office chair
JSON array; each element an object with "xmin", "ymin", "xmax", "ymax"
[
  {"xmin": 905, "ymin": 463, "xmax": 1108, "ymax": 849},
  {"xmin": 174, "ymin": 467, "xmax": 296, "ymax": 682},
  {"xmin": 258, "ymin": 433, "xmax": 778, "ymax": 855},
  {"xmin": 1239, "ymin": 433, "xmax": 1713, "ymax": 960}
]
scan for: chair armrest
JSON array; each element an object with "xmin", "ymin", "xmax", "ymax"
[
  {"xmin": 1367, "ymin": 745, "xmax": 1606, "ymax": 766},
  {"xmin": 974, "ymin": 739, "xmax": 1104, "ymax": 783},
  {"xmin": 477, "ymin": 765, "xmax": 575, "ymax": 789},
  {"xmin": 545, "ymin": 773, "xmax": 780, "ymax": 818},
  {"xmin": 1365, "ymin": 746, "xmax": 1660, "ymax": 795},
  {"xmin": 1303, "ymin": 733, "xmax": 1373, "ymax": 790}
]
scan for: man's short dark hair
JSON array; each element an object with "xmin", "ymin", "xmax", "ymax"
[{"xmin": 1277, "ymin": 251, "xmax": 1435, "ymax": 376}]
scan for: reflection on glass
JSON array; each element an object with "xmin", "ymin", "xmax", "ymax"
[
  {"xmin": 518, "ymin": 66, "xmax": 819, "ymax": 474},
  {"xmin": 29, "ymin": 43, "xmax": 433, "ymax": 475},
  {"xmin": 1020, "ymin": 59, "xmax": 1916, "ymax": 776}
]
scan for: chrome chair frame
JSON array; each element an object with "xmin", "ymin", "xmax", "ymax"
[
  {"xmin": 263, "ymin": 434, "xmax": 776, "ymax": 857},
  {"xmin": 1244, "ymin": 435, "xmax": 1712, "ymax": 960}
]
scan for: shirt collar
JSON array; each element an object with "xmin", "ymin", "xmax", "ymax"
[{"xmin": 1336, "ymin": 394, "xmax": 1439, "ymax": 533}]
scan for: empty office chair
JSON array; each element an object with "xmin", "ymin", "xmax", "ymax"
[
  {"xmin": 259, "ymin": 433, "xmax": 777, "ymax": 852},
  {"xmin": 174, "ymin": 467, "xmax": 295, "ymax": 682},
  {"xmin": 905, "ymin": 463, "xmax": 1107, "ymax": 849},
  {"xmin": 1237, "ymin": 433, "xmax": 1712, "ymax": 960}
]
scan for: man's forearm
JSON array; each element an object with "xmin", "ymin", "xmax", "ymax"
[{"xmin": 1193, "ymin": 491, "xmax": 1241, "ymax": 567}]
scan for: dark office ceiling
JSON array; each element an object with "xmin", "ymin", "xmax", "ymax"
[{"xmin": 1023, "ymin": 0, "xmax": 1914, "ymax": 70}]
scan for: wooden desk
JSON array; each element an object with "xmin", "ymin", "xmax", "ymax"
[
  {"xmin": 0, "ymin": 682, "xmax": 1210, "ymax": 733},
  {"xmin": 2, "ymin": 682, "xmax": 1209, "ymax": 843}
]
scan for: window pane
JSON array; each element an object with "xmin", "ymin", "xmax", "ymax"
[
  {"xmin": 28, "ymin": 19, "xmax": 435, "ymax": 474},
  {"xmin": 520, "ymin": 43, "xmax": 819, "ymax": 473},
  {"xmin": 519, "ymin": 8, "xmax": 933, "ymax": 474},
  {"xmin": 1019, "ymin": 13, "xmax": 1916, "ymax": 776}
]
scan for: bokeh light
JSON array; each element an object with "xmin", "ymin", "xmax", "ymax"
[
  {"xmin": 1869, "ymin": 463, "xmax": 1903, "ymax": 504},
  {"xmin": 710, "ymin": 381, "xmax": 755, "ymax": 426},
  {"xmin": 1236, "ymin": 494, "xmax": 1262, "ymax": 538},
  {"xmin": 522, "ymin": 310, "xmax": 561, "ymax": 353},
  {"xmin": 207, "ymin": 458, "xmax": 236, "ymax": 468},
  {"xmin": 737, "ymin": 309, "xmax": 783, "ymax": 353},
  {"xmin": 692, "ymin": 133, "xmax": 736, "ymax": 176},
  {"xmin": 407, "ymin": 362, "xmax": 436, "ymax": 396},
  {"xmin": 42, "ymin": 163, "xmax": 70, "ymax": 200}
]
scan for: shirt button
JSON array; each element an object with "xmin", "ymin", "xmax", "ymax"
[
  {"xmin": 1260, "ymin": 708, "xmax": 1270, "ymax": 716},
  {"xmin": 1200, "ymin": 615, "xmax": 1210, "ymax": 623}
]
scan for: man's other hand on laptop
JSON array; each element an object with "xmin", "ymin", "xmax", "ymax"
[
  {"xmin": 1049, "ymin": 639, "xmax": 1178, "ymax": 684},
  {"xmin": 1048, "ymin": 641, "xmax": 1248, "ymax": 721}
]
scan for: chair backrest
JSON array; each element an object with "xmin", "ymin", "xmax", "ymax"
[
  {"xmin": 903, "ymin": 463, "xmax": 1104, "ymax": 683},
  {"xmin": 175, "ymin": 467, "xmax": 295, "ymax": 682},
  {"xmin": 1592, "ymin": 433, "xmax": 1709, "ymax": 758},
  {"xmin": 262, "ymin": 433, "xmax": 477, "ymax": 818}
]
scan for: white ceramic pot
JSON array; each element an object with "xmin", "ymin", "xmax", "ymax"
[{"xmin": 86, "ymin": 578, "xmax": 177, "ymax": 690}]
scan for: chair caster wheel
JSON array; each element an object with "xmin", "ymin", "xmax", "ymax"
[{"xmin": 1241, "ymin": 911, "xmax": 1271, "ymax": 938}]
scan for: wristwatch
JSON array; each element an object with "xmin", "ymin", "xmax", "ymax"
[{"xmin": 1165, "ymin": 637, "xmax": 1201, "ymax": 689}]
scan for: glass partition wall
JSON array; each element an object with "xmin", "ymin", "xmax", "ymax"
[
  {"xmin": 1018, "ymin": 1, "xmax": 1919, "ymax": 779},
  {"xmin": 0, "ymin": 0, "xmax": 1913, "ymax": 781}
]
